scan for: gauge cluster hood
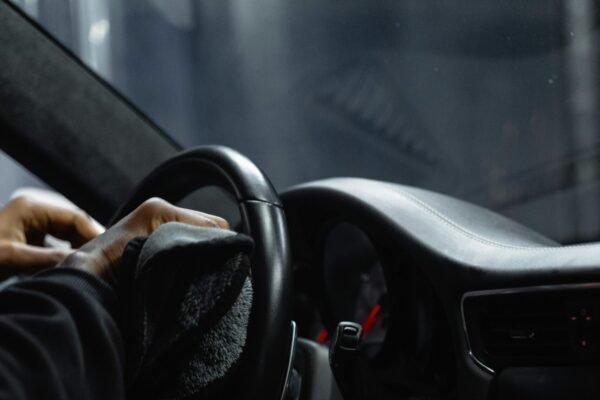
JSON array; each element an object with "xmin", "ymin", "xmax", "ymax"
[{"xmin": 283, "ymin": 178, "xmax": 600, "ymax": 291}]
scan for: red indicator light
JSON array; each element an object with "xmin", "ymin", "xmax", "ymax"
[
  {"xmin": 316, "ymin": 328, "xmax": 329, "ymax": 343},
  {"xmin": 585, "ymin": 316, "xmax": 592, "ymax": 321},
  {"xmin": 362, "ymin": 304, "xmax": 382, "ymax": 335},
  {"xmin": 581, "ymin": 340, "xmax": 588, "ymax": 347}
]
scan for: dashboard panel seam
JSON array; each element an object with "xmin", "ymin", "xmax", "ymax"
[{"xmin": 398, "ymin": 189, "xmax": 600, "ymax": 252}]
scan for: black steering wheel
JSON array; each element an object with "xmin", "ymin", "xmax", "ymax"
[{"xmin": 109, "ymin": 146, "xmax": 294, "ymax": 400}]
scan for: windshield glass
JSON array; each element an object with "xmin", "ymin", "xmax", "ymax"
[{"xmin": 8, "ymin": 0, "xmax": 600, "ymax": 244}]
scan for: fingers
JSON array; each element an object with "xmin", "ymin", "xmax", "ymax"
[
  {"xmin": 0, "ymin": 240, "xmax": 72, "ymax": 270},
  {"xmin": 9, "ymin": 196, "xmax": 102, "ymax": 247},
  {"xmin": 170, "ymin": 209, "xmax": 230, "ymax": 230},
  {"xmin": 0, "ymin": 193, "xmax": 230, "ymax": 281},
  {"xmin": 134, "ymin": 198, "xmax": 230, "ymax": 234},
  {"xmin": 53, "ymin": 198, "xmax": 231, "ymax": 282},
  {"xmin": 40, "ymin": 205, "xmax": 102, "ymax": 247}
]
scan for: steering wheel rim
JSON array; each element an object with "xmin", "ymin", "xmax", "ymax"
[{"xmin": 110, "ymin": 145, "xmax": 294, "ymax": 400}]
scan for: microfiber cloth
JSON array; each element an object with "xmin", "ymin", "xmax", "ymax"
[{"xmin": 117, "ymin": 222, "xmax": 254, "ymax": 400}]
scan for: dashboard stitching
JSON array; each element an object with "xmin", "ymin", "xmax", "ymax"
[{"xmin": 398, "ymin": 190, "xmax": 600, "ymax": 252}]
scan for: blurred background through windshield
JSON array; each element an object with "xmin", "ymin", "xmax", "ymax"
[{"xmin": 3, "ymin": 0, "xmax": 600, "ymax": 244}]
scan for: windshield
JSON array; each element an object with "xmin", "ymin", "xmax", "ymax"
[{"xmin": 7, "ymin": 0, "xmax": 600, "ymax": 244}]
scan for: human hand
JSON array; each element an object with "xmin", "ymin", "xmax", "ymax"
[
  {"xmin": 59, "ymin": 198, "xmax": 229, "ymax": 284},
  {"xmin": 0, "ymin": 195, "xmax": 103, "ymax": 270}
]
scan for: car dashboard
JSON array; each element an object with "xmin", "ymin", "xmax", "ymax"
[
  {"xmin": 281, "ymin": 178, "xmax": 600, "ymax": 400},
  {"xmin": 2, "ymin": 0, "xmax": 599, "ymax": 397}
]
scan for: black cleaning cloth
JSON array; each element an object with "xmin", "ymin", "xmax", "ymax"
[{"xmin": 118, "ymin": 222, "xmax": 254, "ymax": 400}]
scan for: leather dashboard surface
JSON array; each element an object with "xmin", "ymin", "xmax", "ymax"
[{"xmin": 282, "ymin": 177, "xmax": 600, "ymax": 399}]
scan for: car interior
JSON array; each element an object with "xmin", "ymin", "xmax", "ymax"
[{"xmin": 1, "ymin": 1, "xmax": 600, "ymax": 399}]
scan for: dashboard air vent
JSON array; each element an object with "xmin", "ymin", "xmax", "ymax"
[{"xmin": 462, "ymin": 286, "xmax": 600, "ymax": 371}]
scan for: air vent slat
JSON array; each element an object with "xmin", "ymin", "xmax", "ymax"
[{"xmin": 463, "ymin": 287, "xmax": 600, "ymax": 370}]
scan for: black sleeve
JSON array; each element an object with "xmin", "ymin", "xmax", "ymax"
[{"xmin": 0, "ymin": 268, "xmax": 125, "ymax": 400}]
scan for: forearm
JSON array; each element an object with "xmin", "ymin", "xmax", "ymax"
[{"xmin": 0, "ymin": 268, "xmax": 125, "ymax": 400}]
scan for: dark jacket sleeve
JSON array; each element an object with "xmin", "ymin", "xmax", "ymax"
[{"xmin": 0, "ymin": 268, "xmax": 125, "ymax": 400}]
